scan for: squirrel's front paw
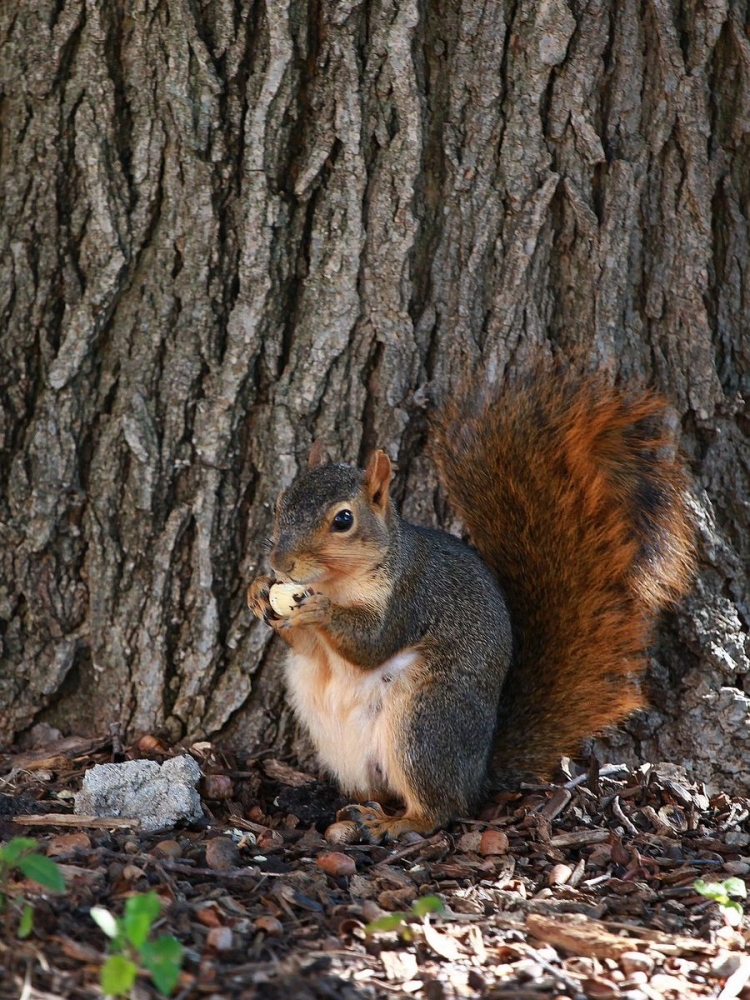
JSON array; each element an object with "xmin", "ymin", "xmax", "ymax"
[
  {"xmin": 247, "ymin": 575, "xmax": 275, "ymax": 622},
  {"xmin": 284, "ymin": 591, "xmax": 332, "ymax": 628}
]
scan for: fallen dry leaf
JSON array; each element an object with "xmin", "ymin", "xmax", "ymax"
[{"xmin": 422, "ymin": 918, "xmax": 462, "ymax": 961}]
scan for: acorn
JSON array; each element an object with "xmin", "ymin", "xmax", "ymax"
[{"xmin": 324, "ymin": 820, "xmax": 360, "ymax": 846}]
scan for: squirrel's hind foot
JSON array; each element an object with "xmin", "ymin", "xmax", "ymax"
[{"xmin": 339, "ymin": 801, "xmax": 440, "ymax": 843}]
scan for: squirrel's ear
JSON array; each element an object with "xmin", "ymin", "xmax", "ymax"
[
  {"xmin": 364, "ymin": 450, "xmax": 392, "ymax": 512},
  {"xmin": 307, "ymin": 439, "xmax": 328, "ymax": 469}
]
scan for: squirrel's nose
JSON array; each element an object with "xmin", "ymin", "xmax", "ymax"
[{"xmin": 270, "ymin": 545, "xmax": 296, "ymax": 577}]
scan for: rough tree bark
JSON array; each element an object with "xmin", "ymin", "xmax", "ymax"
[{"xmin": 1, "ymin": 0, "xmax": 748, "ymax": 789}]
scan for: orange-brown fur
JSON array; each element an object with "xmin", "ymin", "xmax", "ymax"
[
  {"xmin": 432, "ymin": 371, "xmax": 694, "ymax": 782},
  {"xmin": 310, "ymin": 541, "xmax": 393, "ymax": 608}
]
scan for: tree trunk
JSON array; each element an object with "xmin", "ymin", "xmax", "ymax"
[{"xmin": 1, "ymin": 0, "xmax": 748, "ymax": 789}]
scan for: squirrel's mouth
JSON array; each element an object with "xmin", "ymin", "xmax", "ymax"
[{"xmin": 272, "ymin": 569, "xmax": 326, "ymax": 587}]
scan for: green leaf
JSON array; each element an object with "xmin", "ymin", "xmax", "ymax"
[
  {"xmin": 364, "ymin": 912, "xmax": 406, "ymax": 934},
  {"xmin": 722, "ymin": 899, "xmax": 744, "ymax": 927},
  {"xmin": 123, "ymin": 892, "xmax": 162, "ymax": 948},
  {"xmin": 411, "ymin": 895, "xmax": 444, "ymax": 917},
  {"xmin": 101, "ymin": 955, "xmax": 138, "ymax": 996},
  {"xmin": 91, "ymin": 906, "xmax": 120, "ymax": 939},
  {"xmin": 0, "ymin": 838, "xmax": 39, "ymax": 865},
  {"xmin": 16, "ymin": 853, "xmax": 66, "ymax": 892},
  {"xmin": 140, "ymin": 935, "xmax": 183, "ymax": 995},
  {"xmin": 694, "ymin": 879, "xmax": 728, "ymax": 902},
  {"xmin": 18, "ymin": 902, "xmax": 34, "ymax": 939},
  {"xmin": 723, "ymin": 877, "xmax": 747, "ymax": 900}
]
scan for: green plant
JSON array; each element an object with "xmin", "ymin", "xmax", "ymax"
[
  {"xmin": 365, "ymin": 894, "xmax": 445, "ymax": 938},
  {"xmin": 694, "ymin": 877, "xmax": 747, "ymax": 927},
  {"xmin": 0, "ymin": 837, "xmax": 66, "ymax": 938},
  {"xmin": 91, "ymin": 890, "xmax": 183, "ymax": 997}
]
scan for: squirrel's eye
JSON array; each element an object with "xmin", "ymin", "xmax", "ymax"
[{"xmin": 331, "ymin": 509, "xmax": 354, "ymax": 532}]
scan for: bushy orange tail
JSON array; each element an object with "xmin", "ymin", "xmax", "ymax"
[{"xmin": 432, "ymin": 371, "xmax": 694, "ymax": 784}]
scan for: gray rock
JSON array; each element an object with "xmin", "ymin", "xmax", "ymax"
[{"xmin": 74, "ymin": 755, "xmax": 202, "ymax": 832}]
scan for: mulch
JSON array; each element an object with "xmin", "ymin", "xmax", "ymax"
[{"xmin": 1, "ymin": 730, "xmax": 748, "ymax": 999}]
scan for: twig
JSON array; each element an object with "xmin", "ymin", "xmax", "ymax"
[
  {"xmin": 565, "ymin": 763, "xmax": 631, "ymax": 790},
  {"xmin": 370, "ymin": 835, "xmax": 444, "ymax": 868},
  {"xmin": 611, "ymin": 795, "xmax": 639, "ymax": 836},
  {"xmin": 13, "ymin": 814, "xmax": 141, "ymax": 829},
  {"xmin": 110, "ymin": 722, "xmax": 123, "ymax": 759},
  {"xmin": 522, "ymin": 942, "xmax": 586, "ymax": 997}
]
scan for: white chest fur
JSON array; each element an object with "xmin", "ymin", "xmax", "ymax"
[{"xmin": 284, "ymin": 644, "xmax": 421, "ymax": 800}]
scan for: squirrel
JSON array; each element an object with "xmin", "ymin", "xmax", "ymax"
[{"xmin": 247, "ymin": 369, "xmax": 695, "ymax": 842}]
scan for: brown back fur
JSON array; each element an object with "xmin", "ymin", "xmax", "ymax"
[{"xmin": 432, "ymin": 370, "xmax": 695, "ymax": 784}]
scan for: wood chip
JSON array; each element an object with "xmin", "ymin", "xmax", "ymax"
[
  {"xmin": 47, "ymin": 831, "xmax": 92, "ymax": 855},
  {"xmin": 539, "ymin": 787, "xmax": 572, "ymax": 820},
  {"xmin": 549, "ymin": 829, "xmax": 610, "ymax": 848},
  {"xmin": 206, "ymin": 926, "xmax": 233, "ymax": 951},
  {"xmin": 205, "ymin": 836, "xmax": 241, "ymax": 870},
  {"xmin": 381, "ymin": 949, "xmax": 419, "ymax": 981},
  {"xmin": 718, "ymin": 959, "xmax": 750, "ymax": 1000},
  {"xmin": 479, "ymin": 830, "xmax": 509, "ymax": 855},
  {"xmin": 254, "ymin": 915, "xmax": 284, "ymax": 935},
  {"xmin": 547, "ymin": 863, "xmax": 573, "ymax": 886},
  {"xmin": 527, "ymin": 914, "xmax": 635, "ymax": 959},
  {"xmin": 262, "ymin": 759, "xmax": 316, "ymax": 786},
  {"xmin": 526, "ymin": 914, "xmax": 714, "ymax": 960}
]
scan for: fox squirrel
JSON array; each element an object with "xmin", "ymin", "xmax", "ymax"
[{"xmin": 247, "ymin": 371, "xmax": 694, "ymax": 842}]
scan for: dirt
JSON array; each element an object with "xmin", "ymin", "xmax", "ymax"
[{"xmin": 1, "ymin": 733, "xmax": 748, "ymax": 999}]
